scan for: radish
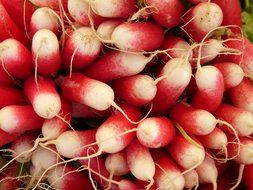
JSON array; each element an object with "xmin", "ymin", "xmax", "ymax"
[
  {"xmin": 151, "ymin": 57, "xmax": 192, "ymax": 115},
  {"xmin": 83, "ymin": 51, "xmax": 154, "ymax": 82},
  {"xmin": 187, "ymin": 0, "xmax": 207, "ymax": 3},
  {"xmin": 183, "ymin": 169, "xmax": 199, "ymax": 189},
  {"xmin": 215, "ymin": 104, "xmax": 253, "ymax": 136},
  {"xmin": 0, "ymin": 162, "xmax": 20, "ymax": 189},
  {"xmin": 71, "ymin": 102, "xmax": 110, "ymax": 119},
  {"xmin": 213, "ymin": 62, "xmax": 244, "ymax": 89},
  {"xmin": 11, "ymin": 131, "xmax": 38, "ymax": 163},
  {"xmin": 41, "ymin": 97, "xmax": 72, "ymax": 141},
  {"xmin": 47, "ymin": 165, "xmax": 93, "ymax": 190},
  {"xmin": 118, "ymin": 179, "xmax": 139, "ymax": 190},
  {"xmin": 146, "ymin": 0, "xmax": 184, "ymax": 28},
  {"xmin": 111, "ymin": 22, "xmax": 164, "ymax": 52},
  {"xmin": 0, "ymin": 2, "xmax": 29, "ymax": 46},
  {"xmin": 0, "ymin": 0, "xmax": 34, "ymax": 32},
  {"xmin": 29, "ymin": 0, "xmax": 68, "ymax": 11},
  {"xmin": 97, "ymin": 20, "xmax": 123, "ymax": 41},
  {"xmin": 191, "ymin": 65, "xmax": 224, "ymax": 113},
  {"xmin": 90, "ymin": 0, "xmax": 137, "ymax": 18},
  {"xmin": 159, "ymin": 35, "xmax": 192, "ymax": 63},
  {"xmin": 136, "ymin": 117, "xmax": 175, "ymax": 148},
  {"xmin": 0, "ymin": 38, "xmax": 33, "ymax": 79},
  {"xmin": 243, "ymin": 164, "xmax": 253, "ymax": 190},
  {"xmin": 0, "ymin": 66, "xmax": 14, "ymax": 86},
  {"xmin": 228, "ymin": 78, "xmax": 253, "ymax": 114},
  {"xmin": 181, "ymin": 2, "xmax": 223, "ymax": 42},
  {"xmin": 112, "ymin": 74, "xmax": 158, "ymax": 106},
  {"xmin": 24, "ymin": 76, "xmax": 61, "ymax": 119},
  {"xmin": 170, "ymin": 102, "xmax": 217, "ymax": 135},
  {"xmin": 95, "ymin": 105, "xmax": 141, "ymax": 154},
  {"xmin": 30, "ymin": 7, "xmax": 60, "ymax": 37},
  {"xmin": 62, "ymin": 27, "xmax": 102, "ymax": 72},
  {"xmin": 0, "ymin": 105, "xmax": 44, "ymax": 134},
  {"xmin": 67, "ymin": 0, "xmax": 105, "ymax": 27},
  {"xmin": 0, "ymin": 86, "xmax": 26, "ymax": 109},
  {"xmin": 0, "ymin": 129, "xmax": 19, "ymax": 147},
  {"xmin": 151, "ymin": 149, "xmax": 185, "ymax": 190},
  {"xmin": 196, "ymin": 156, "xmax": 218, "ymax": 189},
  {"xmin": 167, "ymin": 133, "xmax": 205, "ymax": 169},
  {"xmin": 32, "ymin": 29, "xmax": 61, "ymax": 76},
  {"xmin": 46, "ymin": 129, "xmax": 98, "ymax": 158},
  {"xmin": 126, "ymin": 138, "xmax": 155, "ymax": 187},
  {"xmin": 105, "ymin": 150, "xmax": 129, "ymax": 176}
]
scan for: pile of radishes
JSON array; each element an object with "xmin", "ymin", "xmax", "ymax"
[{"xmin": 0, "ymin": 0, "xmax": 253, "ymax": 189}]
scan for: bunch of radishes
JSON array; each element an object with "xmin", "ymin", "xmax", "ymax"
[{"xmin": 0, "ymin": 0, "xmax": 253, "ymax": 189}]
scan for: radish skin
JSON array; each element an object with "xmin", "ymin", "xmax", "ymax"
[
  {"xmin": 97, "ymin": 20, "xmax": 123, "ymax": 41},
  {"xmin": 29, "ymin": 0, "xmax": 68, "ymax": 11},
  {"xmin": 24, "ymin": 76, "xmax": 61, "ymax": 119},
  {"xmin": 0, "ymin": 87, "xmax": 26, "ymax": 109},
  {"xmin": 183, "ymin": 170, "xmax": 199, "ymax": 189},
  {"xmin": 0, "ymin": 129, "xmax": 19, "ymax": 147},
  {"xmin": 119, "ymin": 179, "xmax": 139, "ymax": 190}
]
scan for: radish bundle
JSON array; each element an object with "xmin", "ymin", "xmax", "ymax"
[{"xmin": 0, "ymin": 0, "xmax": 252, "ymax": 189}]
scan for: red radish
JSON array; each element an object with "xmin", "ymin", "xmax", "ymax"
[
  {"xmin": 112, "ymin": 74, "xmax": 158, "ymax": 106},
  {"xmin": 0, "ymin": 0, "xmax": 34, "ymax": 32},
  {"xmin": 228, "ymin": 78, "xmax": 253, "ymax": 114},
  {"xmin": 97, "ymin": 20, "xmax": 123, "ymax": 41},
  {"xmin": 62, "ymin": 27, "xmax": 102, "ymax": 71},
  {"xmin": 213, "ymin": 62, "xmax": 244, "ymax": 88},
  {"xmin": 0, "ymin": 162, "xmax": 20, "ymax": 189},
  {"xmin": 29, "ymin": 0, "xmax": 68, "ymax": 11},
  {"xmin": 0, "ymin": 105, "xmax": 44, "ymax": 134},
  {"xmin": 32, "ymin": 29, "xmax": 61, "ymax": 76},
  {"xmin": 181, "ymin": 2, "xmax": 223, "ymax": 42},
  {"xmin": 67, "ymin": 0, "xmax": 105, "ymax": 27},
  {"xmin": 190, "ymin": 39, "xmax": 241, "ymax": 67},
  {"xmin": 215, "ymin": 104, "xmax": 253, "ymax": 136},
  {"xmin": 118, "ymin": 179, "xmax": 139, "ymax": 190},
  {"xmin": 151, "ymin": 149, "xmax": 185, "ymax": 190},
  {"xmin": 167, "ymin": 134, "xmax": 205, "ymax": 169},
  {"xmin": 197, "ymin": 127, "xmax": 228, "ymax": 151},
  {"xmin": 31, "ymin": 146, "xmax": 58, "ymax": 178},
  {"xmin": 111, "ymin": 22, "xmax": 164, "ymax": 52},
  {"xmin": 0, "ymin": 66, "xmax": 14, "ymax": 86},
  {"xmin": 136, "ymin": 117, "xmax": 175, "ymax": 148},
  {"xmin": 183, "ymin": 170, "xmax": 199, "ymax": 189},
  {"xmin": 0, "ymin": 38, "xmax": 33, "ymax": 79},
  {"xmin": 47, "ymin": 165, "xmax": 93, "ymax": 190},
  {"xmin": 71, "ymin": 102, "xmax": 110, "ymax": 119},
  {"xmin": 151, "ymin": 58, "xmax": 192, "ymax": 115},
  {"xmin": 170, "ymin": 102, "xmax": 217, "ymax": 135},
  {"xmin": 47, "ymin": 129, "xmax": 98, "ymax": 158},
  {"xmin": 0, "ymin": 129, "xmax": 19, "ymax": 147},
  {"xmin": 159, "ymin": 35, "xmax": 192, "ymax": 63},
  {"xmin": 146, "ymin": 0, "xmax": 184, "ymax": 28},
  {"xmin": 196, "ymin": 156, "xmax": 218, "ymax": 189},
  {"xmin": 212, "ymin": 0, "xmax": 242, "ymax": 32},
  {"xmin": 11, "ymin": 132, "xmax": 37, "ymax": 163},
  {"xmin": 0, "ymin": 2, "xmax": 29, "ymax": 46},
  {"xmin": 83, "ymin": 51, "xmax": 154, "ymax": 82},
  {"xmin": 95, "ymin": 105, "xmax": 141, "ymax": 153},
  {"xmin": 0, "ymin": 87, "xmax": 25, "ymax": 109},
  {"xmin": 191, "ymin": 65, "xmax": 224, "ymax": 113},
  {"xmin": 187, "ymin": 0, "xmax": 207, "ymax": 3},
  {"xmin": 126, "ymin": 138, "xmax": 155, "ymax": 186},
  {"xmin": 90, "ymin": 0, "xmax": 137, "ymax": 18},
  {"xmin": 227, "ymin": 136, "xmax": 253, "ymax": 164},
  {"xmin": 42, "ymin": 98, "xmax": 72, "ymax": 140},
  {"xmin": 30, "ymin": 7, "xmax": 60, "ymax": 37},
  {"xmin": 243, "ymin": 164, "xmax": 253, "ymax": 189},
  {"xmin": 24, "ymin": 76, "xmax": 61, "ymax": 119},
  {"xmin": 105, "ymin": 151, "xmax": 129, "ymax": 176}
]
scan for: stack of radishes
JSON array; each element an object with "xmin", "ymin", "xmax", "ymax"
[{"xmin": 0, "ymin": 0, "xmax": 253, "ymax": 189}]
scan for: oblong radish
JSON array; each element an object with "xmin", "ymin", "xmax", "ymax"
[
  {"xmin": 32, "ymin": 29, "xmax": 61, "ymax": 75},
  {"xmin": 62, "ymin": 27, "xmax": 102, "ymax": 71},
  {"xmin": 97, "ymin": 19, "xmax": 123, "ymax": 41},
  {"xmin": 24, "ymin": 76, "xmax": 61, "ymax": 119},
  {"xmin": 0, "ymin": 87, "xmax": 26, "ymax": 109},
  {"xmin": 136, "ymin": 117, "xmax": 175, "ymax": 148},
  {"xmin": 183, "ymin": 170, "xmax": 199, "ymax": 189},
  {"xmin": 111, "ymin": 22, "xmax": 164, "ymax": 52}
]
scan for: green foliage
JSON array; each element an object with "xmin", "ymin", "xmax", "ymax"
[{"xmin": 242, "ymin": 0, "xmax": 253, "ymax": 42}]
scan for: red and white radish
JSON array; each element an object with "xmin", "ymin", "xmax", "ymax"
[
  {"xmin": 97, "ymin": 20, "xmax": 122, "ymax": 41},
  {"xmin": 24, "ymin": 76, "xmax": 61, "ymax": 119},
  {"xmin": 183, "ymin": 169, "xmax": 199, "ymax": 189},
  {"xmin": 32, "ymin": 29, "xmax": 61, "ymax": 76},
  {"xmin": 118, "ymin": 179, "xmax": 139, "ymax": 190},
  {"xmin": 136, "ymin": 117, "xmax": 175, "ymax": 148},
  {"xmin": 29, "ymin": 0, "xmax": 68, "ymax": 11},
  {"xmin": 0, "ymin": 129, "xmax": 19, "ymax": 147}
]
